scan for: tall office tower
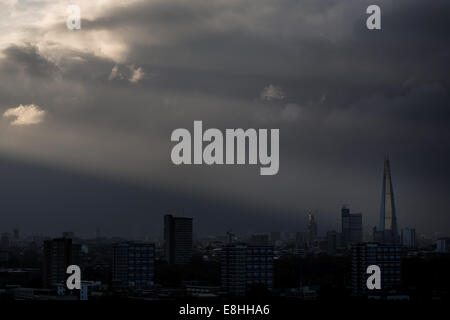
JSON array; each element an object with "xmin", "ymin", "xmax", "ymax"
[
  {"xmin": 305, "ymin": 212, "xmax": 317, "ymax": 247},
  {"xmin": 164, "ymin": 215, "xmax": 193, "ymax": 265},
  {"xmin": 221, "ymin": 243, "xmax": 274, "ymax": 296},
  {"xmin": 376, "ymin": 157, "xmax": 399, "ymax": 244},
  {"xmin": 351, "ymin": 243, "xmax": 403, "ymax": 297},
  {"xmin": 43, "ymin": 238, "xmax": 80, "ymax": 288},
  {"xmin": 112, "ymin": 242, "xmax": 155, "ymax": 289},
  {"xmin": 401, "ymin": 228, "xmax": 416, "ymax": 248},
  {"xmin": 341, "ymin": 205, "xmax": 363, "ymax": 246}
]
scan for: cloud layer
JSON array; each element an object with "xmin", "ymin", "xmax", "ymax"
[{"xmin": 0, "ymin": 0, "xmax": 449, "ymax": 235}]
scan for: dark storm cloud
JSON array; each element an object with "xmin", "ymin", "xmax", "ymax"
[
  {"xmin": 0, "ymin": 0, "xmax": 450, "ymax": 236},
  {"xmin": 75, "ymin": 0, "xmax": 450, "ymax": 108},
  {"xmin": 2, "ymin": 44, "xmax": 59, "ymax": 78}
]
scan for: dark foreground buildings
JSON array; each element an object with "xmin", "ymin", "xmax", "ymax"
[
  {"xmin": 112, "ymin": 242, "xmax": 155, "ymax": 289},
  {"xmin": 351, "ymin": 242, "xmax": 402, "ymax": 297},
  {"xmin": 164, "ymin": 215, "xmax": 193, "ymax": 265},
  {"xmin": 221, "ymin": 243, "xmax": 274, "ymax": 296},
  {"xmin": 43, "ymin": 238, "xmax": 80, "ymax": 288}
]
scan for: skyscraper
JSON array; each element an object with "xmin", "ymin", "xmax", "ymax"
[
  {"xmin": 305, "ymin": 212, "xmax": 317, "ymax": 247},
  {"xmin": 164, "ymin": 214, "xmax": 193, "ymax": 264},
  {"xmin": 376, "ymin": 157, "xmax": 399, "ymax": 244},
  {"xmin": 341, "ymin": 205, "xmax": 362, "ymax": 246},
  {"xmin": 43, "ymin": 238, "xmax": 80, "ymax": 288},
  {"xmin": 112, "ymin": 241, "xmax": 155, "ymax": 289}
]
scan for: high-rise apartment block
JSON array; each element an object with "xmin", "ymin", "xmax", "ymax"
[
  {"xmin": 164, "ymin": 215, "xmax": 193, "ymax": 264},
  {"xmin": 43, "ymin": 238, "xmax": 81, "ymax": 288},
  {"xmin": 351, "ymin": 242, "xmax": 402, "ymax": 297},
  {"xmin": 112, "ymin": 242, "xmax": 155, "ymax": 289},
  {"xmin": 221, "ymin": 244, "xmax": 274, "ymax": 296},
  {"xmin": 341, "ymin": 205, "xmax": 362, "ymax": 246},
  {"xmin": 305, "ymin": 213, "xmax": 318, "ymax": 247}
]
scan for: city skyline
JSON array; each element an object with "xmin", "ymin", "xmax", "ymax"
[
  {"xmin": 1, "ymin": 0, "xmax": 450, "ymax": 309},
  {"xmin": 1, "ymin": 207, "xmax": 448, "ymax": 302}
]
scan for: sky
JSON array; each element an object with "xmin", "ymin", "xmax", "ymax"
[{"xmin": 0, "ymin": 0, "xmax": 449, "ymax": 238}]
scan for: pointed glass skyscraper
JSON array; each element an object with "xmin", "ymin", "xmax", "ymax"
[{"xmin": 378, "ymin": 156, "xmax": 399, "ymax": 243}]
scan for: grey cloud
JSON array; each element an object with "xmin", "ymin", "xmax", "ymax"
[
  {"xmin": 1, "ymin": 44, "xmax": 59, "ymax": 78},
  {"xmin": 0, "ymin": 0, "xmax": 449, "ymax": 235}
]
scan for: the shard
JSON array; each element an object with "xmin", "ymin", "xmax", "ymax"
[{"xmin": 378, "ymin": 156, "xmax": 399, "ymax": 244}]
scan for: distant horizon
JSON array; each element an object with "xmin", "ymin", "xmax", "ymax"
[{"xmin": 0, "ymin": 153, "xmax": 448, "ymax": 239}]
